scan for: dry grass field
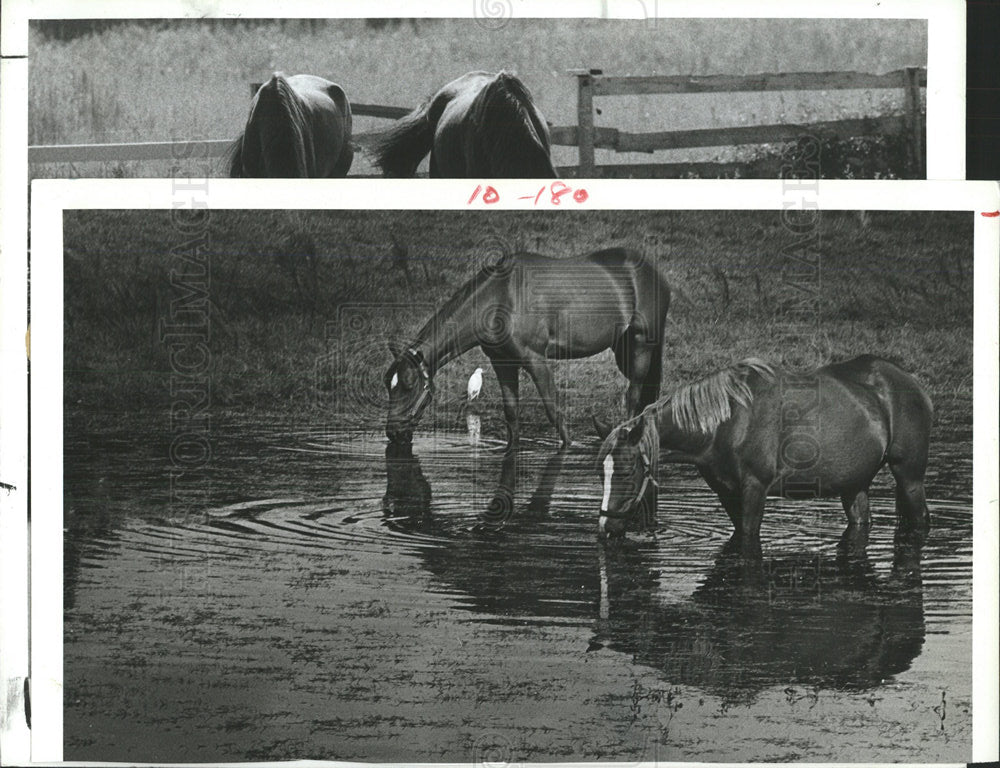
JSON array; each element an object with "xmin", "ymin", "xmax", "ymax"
[{"xmin": 31, "ymin": 18, "xmax": 926, "ymax": 177}]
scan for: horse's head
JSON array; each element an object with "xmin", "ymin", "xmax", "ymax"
[
  {"xmin": 595, "ymin": 415, "xmax": 659, "ymax": 538},
  {"xmin": 385, "ymin": 342, "xmax": 434, "ymax": 443}
]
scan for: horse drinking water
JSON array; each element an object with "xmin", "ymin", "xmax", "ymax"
[
  {"xmin": 228, "ymin": 73, "xmax": 353, "ymax": 178},
  {"xmin": 595, "ymin": 355, "xmax": 932, "ymax": 552},
  {"xmin": 385, "ymin": 247, "xmax": 671, "ymax": 449},
  {"xmin": 368, "ymin": 71, "xmax": 556, "ymax": 178}
]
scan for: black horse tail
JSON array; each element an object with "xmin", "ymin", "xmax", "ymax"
[
  {"xmin": 366, "ymin": 99, "xmax": 436, "ymax": 177},
  {"xmin": 473, "ymin": 72, "xmax": 556, "ymax": 178},
  {"xmin": 238, "ymin": 73, "xmax": 309, "ymax": 177}
]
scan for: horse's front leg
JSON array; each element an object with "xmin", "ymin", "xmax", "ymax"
[
  {"xmin": 522, "ymin": 352, "xmax": 571, "ymax": 448},
  {"xmin": 841, "ymin": 488, "xmax": 872, "ymax": 529},
  {"xmin": 489, "ymin": 357, "xmax": 520, "ymax": 453},
  {"xmin": 699, "ymin": 468, "xmax": 742, "ymax": 533},
  {"xmin": 737, "ymin": 477, "xmax": 767, "ymax": 558}
]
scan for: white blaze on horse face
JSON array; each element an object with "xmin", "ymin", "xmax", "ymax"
[
  {"xmin": 601, "ymin": 453, "xmax": 615, "ymax": 512},
  {"xmin": 390, "ymin": 373, "xmax": 398, "ymax": 390}
]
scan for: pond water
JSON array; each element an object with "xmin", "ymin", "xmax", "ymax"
[{"xmin": 64, "ymin": 413, "xmax": 973, "ymax": 763}]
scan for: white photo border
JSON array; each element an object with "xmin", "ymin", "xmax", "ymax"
[{"xmin": 0, "ymin": 0, "xmax": 977, "ymax": 765}]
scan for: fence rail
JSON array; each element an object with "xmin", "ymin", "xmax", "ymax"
[
  {"xmin": 586, "ymin": 68, "xmax": 926, "ymax": 97},
  {"xmin": 569, "ymin": 66, "xmax": 926, "ymax": 177},
  {"xmin": 29, "ymin": 139, "xmax": 233, "ymax": 164},
  {"xmin": 29, "ymin": 68, "xmax": 925, "ymax": 177}
]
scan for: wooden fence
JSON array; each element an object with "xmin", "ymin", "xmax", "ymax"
[
  {"xmin": 559, "ymin": 66, "xmax": 926, "ymax": 178},
  {"xmin": 27, "ymin": 101, "xmax": 410, "ymax": 166},
  {"xmin": 29, "ymin": 68, "xmax": 925, "ymax": 177}
]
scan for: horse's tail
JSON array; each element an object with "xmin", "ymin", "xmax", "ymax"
[
  {"xmin": 366, "ymin": 99, "xmax": 435, "ymax": 177},
  {"xmin": 240, "ymin": 73, "xmax": 309, "ymax": 177},
  {"xmin": 473, "ymin": 72, "xmax": 556, "ymax": 178}
]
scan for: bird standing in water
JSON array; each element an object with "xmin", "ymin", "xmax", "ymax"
[
  {"xmin": 466, "ymin": 367, "xmax": 484, "ymax": 446},
  {"xmin": 467, "ymin": 367, "xmax": 484, "ymax": 401}
]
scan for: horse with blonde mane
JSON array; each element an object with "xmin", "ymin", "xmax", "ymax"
[{"xmin": 594, "ymin": 355, "xmax": 933, "ymax": 554}]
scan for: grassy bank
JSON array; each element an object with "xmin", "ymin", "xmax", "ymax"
[
  {"xmin": 31, "ymin": 18, "xmax": 925, "ymax": 178},
  {"xmin": 63, "ymin": 209, "xmax": 972, "ymax": 441}
]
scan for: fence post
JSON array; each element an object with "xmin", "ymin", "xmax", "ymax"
[
  {"xmin": 570, "ymin": 69, "xmax": 600, "ymax": 177},
  {"xmin": 903, "ymin": 66, "xmax": 924, "ymax": 178}
]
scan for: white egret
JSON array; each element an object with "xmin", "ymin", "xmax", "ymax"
[{"xmin": 467, "ymin": 367, "xmax": 484, "ymax": 400}]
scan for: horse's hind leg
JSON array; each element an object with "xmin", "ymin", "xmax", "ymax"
[
  {"xmin": 614, "ymin": 327, "xmax": 657, "ymax": 416},
  {"xmin": 637, "ymin": 342, "xmax": 663, "ymax": 411},
  {"xmin": 611, "ymin": 328, "xmax": 632, "ymax": 379},
  {"xmin": 522, "ymin": 352, "xmax": 571, "ymax": 448},
  {"xmin": 489, "ymin": 357, "xmax": 520, "ymax": 452},
  {"xmin": 841, "ymin": 488, "xmax": 871, "ymax": 528}
]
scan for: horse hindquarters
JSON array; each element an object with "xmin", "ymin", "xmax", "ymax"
[
  {"xmin": 242, "ymin": 75, "xmax": 309, "ymax": 177},
  {"xmin": 325, "ymin": 83, "xmax": 354, "ymax": 177},
  {"xmin": 470, "ymin": 73, "xmax": 556, "ymax": 178}
]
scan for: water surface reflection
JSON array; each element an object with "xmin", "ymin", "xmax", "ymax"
[
  {"xmin": 63, "ymin": 419, "xmax": 972, "ymax": 762},
  {"xmin": 383, "ymin": 443, "xmax": 927, "ymax": 699}
]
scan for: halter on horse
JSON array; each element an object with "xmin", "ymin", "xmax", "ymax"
[{"xmin": 386, "ymin": 247, "xmax": 671, "ymax": 449}]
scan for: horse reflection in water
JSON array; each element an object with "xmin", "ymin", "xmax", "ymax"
[
  {"xmin": 383, "ymin": 442, "xmax": 432, "ymax": 518},
  {"xmin": 382, "ymin": 446, "xmax": 926, "ymax": 699},
  {"xmin": 598, "ymin": 529, "xmax": 926, "ymax": 697}
]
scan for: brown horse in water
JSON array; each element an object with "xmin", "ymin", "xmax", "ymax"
[
  {"xmin": 367, "ymin": 71, "xmax": 556, "ymax": 178},
  {"xmin": 595, "ymin": 355, "xmax": 933, "ymax": 553},
  {"xmin": 385, "ymin": 247, "xmax": 670, "ymax": 449},
  {"xmin": 227, "ymin": 73, "xmax": 353, "ymax": 178}
]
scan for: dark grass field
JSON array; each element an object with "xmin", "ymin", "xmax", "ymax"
[{"xmin": 64, "ymin": 208, "xmax": 972, "ymax": 479}]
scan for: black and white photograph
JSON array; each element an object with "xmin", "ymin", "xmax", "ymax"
[
  {"xmin": 22, "ymin": 178, "xmax": 995, "ymax": 764},
  {"xmin": 24, "ymin": 12, "xmax": 948, "ymax": 181},
  {"xmin": 0, "ymin": 2, "xmax": 996, "ymax": 767}
]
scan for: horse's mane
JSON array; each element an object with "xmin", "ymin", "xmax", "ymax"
[
  {"xmin": 597, "ymin": 358, "xmax": 776, "ymax": 465},
  {"xmin": 597, "ymin": 409, "xmax": 659, "ymax": 469},
  {"xmin": 471, "ymin": 72, "xmax": 556, "ymax": 177},
  {"xmin": 664, "ymin": 358, "xmax": 776, "ymax": 434}
]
